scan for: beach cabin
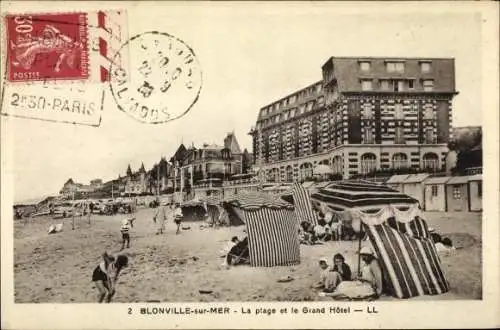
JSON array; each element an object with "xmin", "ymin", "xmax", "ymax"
[
  {"xmin": 402, "ymin": 173, "xmax": 430, "ymax": 209},
  {"xmin": 424, "ymin": 177, "xmax": 450, "ymax": 211},
  {"xmin": 445, "ymin": 176, "xmax": 469, "ymax": 212},
  {"xmin": 467, "ymin": 174, "xmax": 483, "ymax": 211},
  {"xmin": 386, "ymin": 174, "xmax": 410, "ymax": 193}
]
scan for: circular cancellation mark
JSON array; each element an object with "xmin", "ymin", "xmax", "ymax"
[{"xmin": 109, "ymin": 31, "xmax": 203, "ymax": 124}]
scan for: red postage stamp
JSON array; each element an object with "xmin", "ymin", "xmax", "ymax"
[{"xmin": 5, "ymin": 12, "xmax": 89, "ymax": 82}]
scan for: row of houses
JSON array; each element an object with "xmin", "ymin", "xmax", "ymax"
[{"xmin": 386, "ymin": 173, "xmax": 482, "ymax": 212}]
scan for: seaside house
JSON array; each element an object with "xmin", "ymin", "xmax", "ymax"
[
  {"xmin": 424, "ymin": 176, "xmax": 450, "ymax": 211},
  {"xmin": 386, "ymin": 174, "xmax": 410, "ymax": 193},
  {"xmin": 445, "ymin": 176, "xmax": 470, "ymax": 212},
  {"xmin": 468, "ymin": 174, "xmax": 483, "ymax": 211},
  {"xmin": 402, "ymin": 173, "xmax": 430, "ymax": 209}
]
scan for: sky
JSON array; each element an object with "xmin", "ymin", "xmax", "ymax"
[{"xmin": 1, "ymin": 2, "xmax": 489, "ymax": 203}]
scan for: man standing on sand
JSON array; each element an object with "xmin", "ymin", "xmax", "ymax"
[{"xmin": 153, "ymin": 203, "xmax": 168, "ymax": 235}]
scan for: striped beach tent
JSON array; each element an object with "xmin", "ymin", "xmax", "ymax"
[
  {"xmin": 311, "ymin": 180, "xmax": 448, "ymax": 299},
  {"xmin": 224, "ymin": 192, "xmax": 300, "ymax": 267},
  {"xmin": 364, "ymin": 218, "xmax": 449, "ymax": 298},
  {"xmin": 292, "ymin": 182, "xmax": 318, "ymax": 226}
]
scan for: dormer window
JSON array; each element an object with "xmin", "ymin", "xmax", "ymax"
[
  {"xmin": 361, "ymin": 79, "xmax": 373, "ymax": 91},
  {"xmin": 423, "ymin": 79, "xmax": 434, "ymax": 91},
  {"xmin": 386, "ymin": 61, "xmax": 405, "ymax": 73},
  {"xmin": 420, "ymin": 61, "xmax": 432, "ymax": 73},
  {"xmin": 360, "ymin": 61, "xmax": 371, "ymax": 71}
]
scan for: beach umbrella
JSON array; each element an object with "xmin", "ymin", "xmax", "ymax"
[{"xmin": 310, "ymin": 180, "xmax": 419, "ymax": 213}]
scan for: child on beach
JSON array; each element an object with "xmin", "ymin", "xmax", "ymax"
[
  {"xmin": 91, "ymin": 252, "xmax": 129, "ymax": 303},
  {"xmin": 313, "ymin": 258, "xmax": 341, "ymax": 293},
  {"xmin": 173, "ymin": 203, "xmax": 183, "ymax": 235},
  {"xmin": 120, "ymin": 217, "xmax": 135, "ymax": 251}
]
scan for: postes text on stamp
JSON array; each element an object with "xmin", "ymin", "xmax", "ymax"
[
  {"xmin": 109, "ymin": 31, "xmax": 202, "ymax": 124},
  {"xmin": 5, "ymin": 13, "xmax": 89, "ymax": 82}
]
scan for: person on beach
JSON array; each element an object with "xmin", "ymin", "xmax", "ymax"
[
  {"xmin": 153, "ymin": 204, "xmax": 168, "ymax": 235},
  {"xmin": 173, "ymin": 203, "xmax": 183, "ymax": 235},
  {"xmin": 120, "ymin": 217, "xmax": 135, "ymax": 250},
  {"xmin": 331, "ymin": 253, "xmax": 352, "ymax": 281},
  {"xmin": 357, "ymin": 246, "xmax": 383, "ymax": 296},
  {"xmin": 91, "ymin": 252, "xmax": 129, "ymax": 303},
  {"xmin": 313, "ymin": 258, "xmax": 342, "ymax": 293}
]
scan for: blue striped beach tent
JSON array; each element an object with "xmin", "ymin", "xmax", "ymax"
[
  {"xmin": 311, "ymin": 180, "xmax": 449, "ymax": 299},
  {"xmin": 223, "ymin": 192, "xmax": 300, "ymax": 267}
]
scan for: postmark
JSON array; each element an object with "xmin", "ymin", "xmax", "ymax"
[
  {"xmin": 1, "ymin": 10, "xmax": 128, "ymax": 126},
  {"xmin": 108, "ymin": 31, "xmax": 202, "ymax": 124},
  {"xmin": 5, "ymin": 13, "xmax": 89, "ymax": 82}
]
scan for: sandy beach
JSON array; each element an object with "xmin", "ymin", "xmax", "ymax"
[{"xmin": 13, "ymin": 209, "xmax": 482, "ymax": 303}]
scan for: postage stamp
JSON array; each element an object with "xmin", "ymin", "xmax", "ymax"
[
  {"xmin": 1, "ymin": 10, "xmax": 128, "ymax": 126},
  {"xmin": 6, "ymin": 13, "xmax": 89, "ymax": 82},
  {"xmin": 108, "ymin": 31, "xmax": 202, "ymax": 124}
]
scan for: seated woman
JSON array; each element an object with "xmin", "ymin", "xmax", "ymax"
[
  {"xmin": 331, "ymin": 253, "xmax": 352, "ymax": 281},
  {"xmin": 326, "ymin": 246, "xmax": 383, "ymax": 300},
  {"xmin": 226, "ymin": 237, "xmax": 250, "ymax": 266},
  {"xmin": 313, "ymin": 220, "xmax": 328, "ymax": 242},
  {"xmin": 313, "ymin": 258, "xmax": 341, "ymax": 293}
]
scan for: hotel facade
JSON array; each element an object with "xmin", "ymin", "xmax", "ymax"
[{"xmin": 249, "ymin": 57, "xmax": 457, "ymax": 182}]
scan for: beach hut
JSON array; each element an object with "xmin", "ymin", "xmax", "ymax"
[
  {"xmin": 223, "ymin": 192, "xmax": 300, "ymax": 267},
  {"xmin": 402, "ymin": 173, "xmax": 430, "ymax": 208},
  {"xmin": 424, "ymin": 176, "xmax": 450, "ymax": 211},
  {"xmin": 386, "ymin": 174, "xmax": 410, "ymax": 193},
  {"xmin": 445, "ymin": 176, "xmax": 470, "ymax": 212},
  {"xmin": 310, "ymin": 180, "xmax": 448, "ymax": 299},
  {"xmin": 467, "ymin": 174, "xmax": 482, "ymax": 211}
]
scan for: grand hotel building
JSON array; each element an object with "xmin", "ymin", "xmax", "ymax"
[{"xmin": 249, "ymin": 57, "xmax": 457, "ymax": 181}]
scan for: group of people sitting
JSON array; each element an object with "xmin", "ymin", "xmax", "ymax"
[
  {"xmin": 299, "ymin": 211, "xmax": 362, "ymax": 245},
  {"xmin": 313, "ymin": 247, "xmax": 384, "ymax": 300}
]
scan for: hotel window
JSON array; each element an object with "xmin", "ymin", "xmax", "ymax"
[
  {"xmin": 364, "ymin": 126, "xmax": 374, "ymax": 144},
  {"xmin": 395, "ymin": 126, "xmax": 405, "ymax": 144},
  {"xmin": 408, "ymin": 79, "xmax": 415, "ymax": 90},
  {"xmin": 275, "ymin": 116, "xmax": 280, "ymax": 123},
  {"xmin": 392, "ymin": 153, "xmax": 408, "ymax": 169},
  {"xmin": 284, "ymin": 112, "xmax": 289, "ymax": 120},
  {"xmin": 425, "ymin": 127, "xmax": 435, "ymax": 144},
  {"xmin": 290, "ymin": 108, "xmax": 296, "ymax": 117},
  {"xmin": 316, "ymin": 84, "xmax": 322, "ymax": 93},
  {"xmin": 394, "ymin": 103, "xmax": 404, "ymax": 120},
  {"xmin": 478, "ymin": 181, "xmax": 482, "ymax": 197},
  {"xmin": 360, "ymin": 153, "xmax": 377, "ymax": 174},
  {"xmin": 299, "ymin": 104, "xmax": 306, "ymax": 114},
  {"xmin": 290, "ymin": 95, "xmax": 296, "ymax": 104},
  {"xmin": 362, "ymin": 103, "xmax": 373, "ymax": 119},
  {"xmin": 431, "ymin": 185, "xmax": 438, "ymax": 197},
  {"xmin": 360, "ymin": 61, "xmax": 371, "ymax": 71},
  {"xmin": 423, "ymin": 105, "xmax": 434, "ymax": 119},
  {"xmin": 420, "ymin": 62, "xmax": 432, "ymax": 73},
  {"xmin": 361, "ymin": 80, "xmax": 373, "ymax": 91},
  {"xmin": 380, "ymin": 80, "xmax": 390, "ymax": 91},
  {"xmin": 453, "ymin": 185, "xmax": 461, "ymax": 199},
  {"xmin": 423, "ymin": 80, "xmax": 434, "ymax": 91},
  {"xmin": 306, "ymin": 102, "xmax": 313, "ymax": 111},
  {"xmin": 386, "ymin": 61, "xmax": 405, "ymax": 73}
]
